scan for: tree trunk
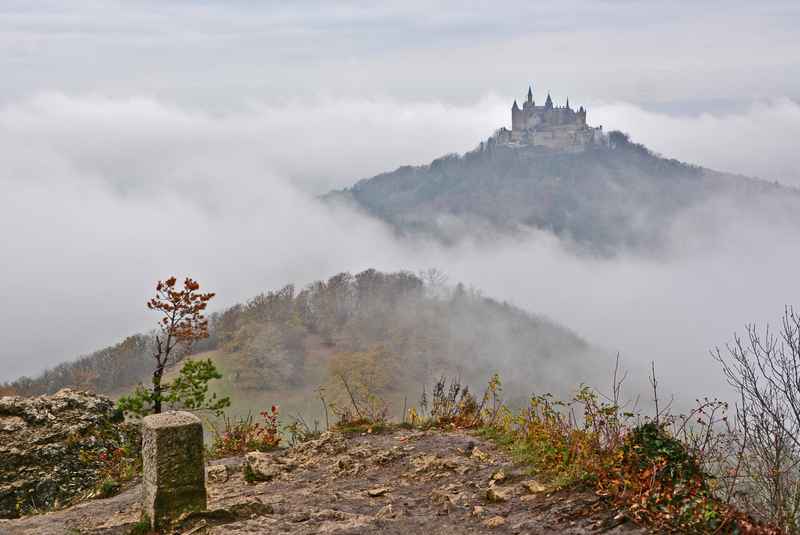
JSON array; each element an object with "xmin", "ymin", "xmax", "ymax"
[{"xmin": 152, "ymin": 367, "xmax": 164, "ymax": 414}]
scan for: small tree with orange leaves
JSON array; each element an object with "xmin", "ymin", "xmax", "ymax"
[{"xmin": 118, "ymin": 277, "xmax": 229, "ymax": 418}]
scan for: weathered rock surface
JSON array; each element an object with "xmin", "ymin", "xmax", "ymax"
[
  {"xmin": 0, "ymin": 389, "xmax": 139, "ymax": 519},
  {"xmin": 0, "ymin": 428, "xmax": 650, "ymax": 534}
]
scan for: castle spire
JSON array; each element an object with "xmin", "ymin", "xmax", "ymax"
[
  {"xmin": 566, "ymin": 97, "xmax": 570, "ymax": 109},
  {"xmin": 512, "ymin": 99, "xmax": 519, "ymax": 110},
  {"xmin": 527, "ymin": 86, "xmax": 533, "ymax": 104}
]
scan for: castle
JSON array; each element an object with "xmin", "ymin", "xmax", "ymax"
[{"xmin": 499, "ymin": 87, "xmax": 602, "ymax": 151}]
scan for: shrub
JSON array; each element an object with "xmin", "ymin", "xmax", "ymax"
[
  {"xmin": 327, "ymin": 373, "xmax": 393, "ymax": 430},
  {"xmin": 206, "ymin": 407, "xmax": 282, "ymax": 458},
  {"xmin": 80, "ymin": 445, "xmax": 141, "ymax": 499}
]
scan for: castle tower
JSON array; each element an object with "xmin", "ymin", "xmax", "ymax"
[
  {"xmin": 545, "ymin": 92, "xmax": 553, "ymax": 110},
  {"xmin": 511, "ymin": 99, "xmax": 524, "ymax": 131},
  {"xmin": 527, "ymin": 86, "xmax": 533, "ymax": 104}
]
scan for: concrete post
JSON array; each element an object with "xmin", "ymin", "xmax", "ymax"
[{"xmin": 141, "ymin": 411, "xmax": 206, "ymax": 530}]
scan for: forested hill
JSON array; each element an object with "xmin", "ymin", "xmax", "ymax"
[
  {"xmin": 324, "ymin": 131, "xmax": 794, "ymax": 253},
  {"xmin": 0, "ymin": 269, "xmax": 609, "ymax": 404}
]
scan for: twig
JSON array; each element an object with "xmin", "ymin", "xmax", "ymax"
[
  {"xmin": 337, "ymin": 373, "xmax": 366, "ymax": 422},
  {"xmin": 650, "ymin": 361, "xmax": 659, "ymax": 422}
]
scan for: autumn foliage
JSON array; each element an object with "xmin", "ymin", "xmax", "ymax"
[
  {"xmin": 149, "ymin": 277, "xmax": 216, "ymax": 368},
  {"xmin": 118, "ymin": 277, "xmax": 228, "ymax": 417},
  {"xmin": 206, "ymin": 407, "xmax": 282, "ymax": 457}
]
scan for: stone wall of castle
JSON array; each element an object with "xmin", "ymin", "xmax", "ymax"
[
  {"xmin": 512, "ymin": 106, "xmax": 587, "ymax": 132},
  {"xmin": 499, "ymin": 125, "xmax": 602, "ymax": 150},
  {"xmin": 502, "ymin": 89, "xmax": 601, "ymax": 151}
]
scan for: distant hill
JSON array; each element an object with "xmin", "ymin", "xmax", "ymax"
[
  {"xmin": 0, "ymin": 269, "xmax": 610, "ymax": 407},
  {"xmin": 324, "ymin": 131, "xmax": 795, "ymax": 253}
]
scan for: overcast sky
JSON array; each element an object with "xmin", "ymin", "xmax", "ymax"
[
  {"xmin": 3, "ymin": 1, "xmax": 799, "ymax": 109},
  {"xmin": 2, "ymin": 1, "xmax": 800, "ymax": 405}
]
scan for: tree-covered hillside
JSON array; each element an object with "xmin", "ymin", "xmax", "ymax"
[
  {"xmin": 216, "ymin": 269, "xmax": 604, "ymax": 401},
  {"xmin": 325, "ymin": 132, "xmax": 793, "ymax": 253},
  {"xmin": 0, "ymin": 269, "xmax": 608, "ymax": 403}
]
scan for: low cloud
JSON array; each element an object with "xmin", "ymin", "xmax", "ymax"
[
  {"xmin": 592, "ymin": 98, "xmax": 800, "ymax": 186},
  {"xmin": 2, "ymin": 92, "xmax": 800, "ymax": 409}
]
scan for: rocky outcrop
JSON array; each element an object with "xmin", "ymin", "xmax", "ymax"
[
  {"xmin": 0, "ymin": 389, "xmax": 139, "ymax": 519},
  {"xmin": 0, "ymin": 428, "xmax": 650, "ymax": 534}
]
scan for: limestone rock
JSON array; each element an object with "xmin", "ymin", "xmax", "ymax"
[
  {"xmin": 334, "ymin": 457, "xmax": 365, "ymax": 477},
  {"xmin": 376, "ymin": 504, "xmax": 395, "ymax": 518},
  {"xmin": 207, "ymin": 464, "xmax": 228, "ymax": 484},
  {"xmin": 0, "ymin": 389, "xmax": 139, "ymax": 519},
  {"xmin": 441, "ymin": 501, "xmax": 452, "ymax": 515},
  {"xmin": 178, "ymin": 508, "xmax": 236, "ymax": 523},
  {"xmin": 430, "ymin": 483, "xmax": 463, "ymax": 505},
  {"xmin": 487, "ymin": 486, "xmax": 519, "ymax": 502},
  {"xmin": 243, "ymin": 452, "xmax": 291, "ymax": 482},
  {"xmin": 429, "ymin": 490, "xmax": 450, "ymax": 505},
  {"xmin": 230, "ymin": 497, "xmax": 274, "ymax": 517},
  {"xmin": 522, "ymin": 479, "xmax": 547, "ymax": 493},
  {"xmin": 484, "ymin": 515, "xmax": 506, "ymax": 527},
  {"xmin": 471, "ymin": 448, "xmax": 489, "ymax": 462},
  {"xmin": 0, "ymin": 429, "xmax": 655, "ymax": 535},
  {"xmin": 404, "ymin": 452, "xmax": 477, "ymax": 481},
  {"xmin": 292, "ymin": 431, "xmax": 348, "ymax": 457},
  {"xmin": 491, "ymin": 468, "xmax": 509, "ymax": 483},
  {"xmin": 372, "ymin": 447, "xmax": 404, "ymax": 464}
]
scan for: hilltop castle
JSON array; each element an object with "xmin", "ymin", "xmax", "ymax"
[{"xmin": 499, "ymin": 87, "xmax": 602, "ymax": 151}]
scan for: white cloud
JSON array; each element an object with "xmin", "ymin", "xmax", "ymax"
[
  {"xmin": 0, "ymin": 92, "xmax": 502, "ymax": 379},
  {"xmin": 592, "ymin": 98, "xmax": 800, "ymax": 186}
]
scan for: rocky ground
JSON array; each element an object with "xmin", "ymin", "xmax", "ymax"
[
  {"xmin": 0, "ymin": 428, "xmax": 651, "ymax": 535},
  {"xmin": 0, "ymin": 389, "xmax": 139, "ymax": 519}
]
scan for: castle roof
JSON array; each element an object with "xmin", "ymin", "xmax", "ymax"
[
  {"xmin": 512, "ymin": 99, "xmax": 519, "ymax": 110},
  {"xmin": 545, "ymin": 93, "xmax": 552, "ymax": 104}
]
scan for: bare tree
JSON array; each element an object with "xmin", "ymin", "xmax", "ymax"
[
  {"xmin": 714, "ymin": 307, "xmax": 800, "ymax": 529},
  {"xmin": 421, "ymin": 267, "xmax": 449, "ymax": 301}
]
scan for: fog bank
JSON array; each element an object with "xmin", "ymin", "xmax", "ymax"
[{"xmin": 3, "ymin": 93, "xmax": 800, "ymax": 407}]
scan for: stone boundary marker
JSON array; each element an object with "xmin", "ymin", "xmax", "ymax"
[{"xmin": 142, "ymin": 411, "xmax": 206, "ymax": 530}]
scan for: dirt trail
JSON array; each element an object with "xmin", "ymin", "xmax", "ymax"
[{"xmin": 0, "ymin": 428, "xmax": 649, "ymax": 534}]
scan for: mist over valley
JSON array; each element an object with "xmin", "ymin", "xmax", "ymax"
[
  {"xmin": 4, "ymin": 4, "xmax": 800, "ymax": 532},
  {"xmin": 2, "ymin": 269, "xmax": 614, "ymax": 422},
  {"xmin": 3, "ymin": 93, "xmax": 800, "ymax": 414},
  {"xmin": 3, "ymin": 0, "xmax": 800, "ymax": 412}
]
